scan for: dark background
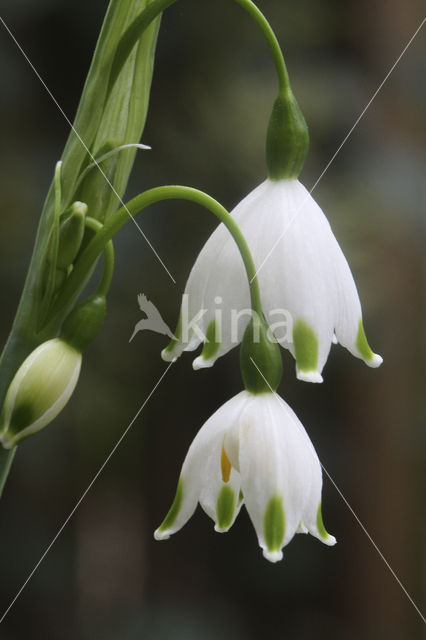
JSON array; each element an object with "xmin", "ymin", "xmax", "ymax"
[{"xmin": 0, "ymin": 1, "xmax": 425, "ymax": 638}]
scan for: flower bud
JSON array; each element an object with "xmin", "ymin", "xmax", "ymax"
[
  {"xmin": 60, "ymin": 294, "xmax": 106, "ymax": 352},
  {"xmin": 0, "ymin": 339, "xmax": 82, "ymax": 449},
  {"xmin": 57, "ymin": 201, "xmax": 87, "ymax": 270}
]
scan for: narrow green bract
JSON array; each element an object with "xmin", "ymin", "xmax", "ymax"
[
  {"xmin": 158, "ymin": 477, "xmax": 183, "ymax": 532},
  {"xmin": 356, "ymin": 319, "xmax": 375, "ymax": 361},
  {"xmin": 293, "ymin": 319, "xmax": 318, "ymax": 372},
  {"xmin": 216, "ymin": 485, "xmax": 236, "ymax": 530},
  {"xmin": 264, "ymin": 495, "xmax": 285, "ymax": 552}
]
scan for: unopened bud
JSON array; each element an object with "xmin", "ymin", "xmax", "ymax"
[
  {"xmin": 0, "ymin": 339, "xmax": 82, "ymax": 449},
  {"xmin": 57, "ymin": 201, "xmax": 87, "ymax": 270}
]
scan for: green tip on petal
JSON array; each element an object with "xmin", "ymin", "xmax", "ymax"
[
  {"xmin": 356, "ymin": 319, "xmax": 383, "ymax": 367},
  {"xmin": 215, "ymin": 485, "xmax": 236, "ymax": 532},
  {"xmin": 161, "ymin": 314, "xmax": 182, "ymax": 361},
  {"xmin": 201, "ymin": 320, "xmax": 221, "ymax": 362},
  {"xmin": 293, "ymin": 319, "xmax": 322, "ymax": 382},
  {"xmin": 316, "ymin": 503, "xmax": 336, "ymax": 546},
  {"xmin": 263, "ymin": 495, "xmax": 286, "ymax": 561},
  {"xmin": 154, "ymin": 477, "xmax": 183, "ymax": 540}
]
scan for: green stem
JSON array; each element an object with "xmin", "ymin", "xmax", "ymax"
[
  {"xmin": 84, "ymin": 217, "xmax": 115, "ymax": 297},
  {"xmin": 49, "ymin": 186, "xmax": 263, "ymax": 326},
  {"xmin": 233, "ymin": 0, "xmax": 289, "ymax": 90},
  {"xmin": 109, "ymin": 0, "xmax": 289, "ymax": 95},
  {"xmin": 0, "ymin": 447, "xmax": 16, "ymax": 498}
]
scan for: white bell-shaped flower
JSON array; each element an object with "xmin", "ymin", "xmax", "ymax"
[
  {"xmin": 154, "ymin": 390, "xmax": 336, "ymax": 562},
  {"xmin": 162, "ymin": 179, "xmax": 382, "ymax": 382}
]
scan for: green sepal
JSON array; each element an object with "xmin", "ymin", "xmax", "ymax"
[
  {"xmin": 240, "ymin": 315, "xmax": 283, "ymax": 394},
  {"xmin": 266, "ymin": 88, "xmax": 309, "ymax": 180},
  {"xmin": 60, "ymin": 294, "xmax": 106, "ymax": 353},
  {"xmin": 57, "ymin": 202, "xmax": 87, "ymax": 269}
]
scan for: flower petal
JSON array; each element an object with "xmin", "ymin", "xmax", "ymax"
[
  {"xmin": 230, "ymin": 393, "xmax": 317, "ymax": 562},
  {"xmin": 154, "ymin": 391, "xmax": 247, "ymax": 540},
  {"xmin": 297, "ymin": 441, "xmax": 337, "ymax": 546},
  {"xmin": 254, "ymin": 180, "xmax": 336, "ymax": 379},
  {"xmin": 199, "ymin": 458, "xmax": 243, "ymax": 533}
]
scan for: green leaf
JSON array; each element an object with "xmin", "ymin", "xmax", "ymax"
[{"xmin": 0, "ymin": 1, "xmax": 162, "ymax": 492}]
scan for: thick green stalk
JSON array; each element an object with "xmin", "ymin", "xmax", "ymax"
[
  {"xmin": 0, "ymin": 0, "xmax": 160, "ymax": 408},
  {"xmin": 0, "ymin": 0, "xmax": 162, "ymax": 491}
]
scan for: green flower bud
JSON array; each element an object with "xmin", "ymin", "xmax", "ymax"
[
  {"xmin": 266, "ymin": 88, "xmax": 309, "ymax": 180},
  {"xmin": 240, "ymin": 315, "xmax": 283, "ymax": 394},
  {"xmin": 0, "ymin": 339, "xmax": 82, "ymax": 449},
  {"xmin": 60, "ymin": 294, "xmax": 106, "ymax": 352},
  {"xmin": 57, "ymin": 201, "xmax": 87, "ymax": 270},
  {"xmin": 0, "ymin": 293, "xmax": 107, "ymax": 448}
]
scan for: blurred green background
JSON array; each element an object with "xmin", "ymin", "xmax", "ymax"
[{"xmin": 0, "ymin": 0, "xmax": 425, "ymax": 638}]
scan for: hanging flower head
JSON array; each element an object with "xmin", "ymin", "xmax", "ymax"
[
  {"xmin": 162, "ymin": 77, "xmax": 382, "ymax": 383},
  {"xmin": 154, "ymin": 388, "xmax": 336, "ymax": 562},
  {"xmin": 156, "ymin": 317, "xmax": 336, "ymax": 562}
]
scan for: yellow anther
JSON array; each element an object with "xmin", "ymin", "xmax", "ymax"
[{"xmin": 221, "ymin": 442, "xmax": 232, "ymax": 483}]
